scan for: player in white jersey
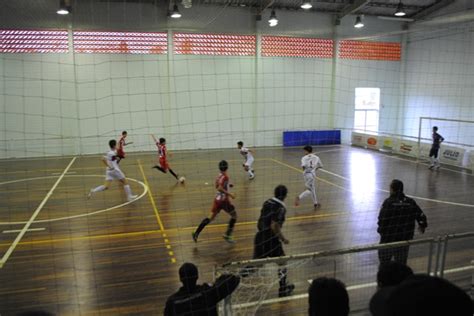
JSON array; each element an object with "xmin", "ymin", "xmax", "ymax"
[
  {"xmin": 295, "ymin": 145, "xmax": 323, "ymax": 210},
  {"xmin": 237, "ymin": 141, "xmax": 255, "ymax": 179},
  {"xmin": 88, "ymin": 139, "xmax": 138, "ymax": 202}
]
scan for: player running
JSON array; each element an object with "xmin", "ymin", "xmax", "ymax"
[
  {"xmin": 192, "ymin": 160, "xmax": 237, "ymax": 244},
  {"xmin": 429, "ymin": 126, "xmax": 444, "ymax": 170},
  {"xmin": 237, "ymin": 141, "xmax": 255, "ymax": 180},
  {"xmin": 88, "ymin": 139, "xmax": 138, "ymax": 202},
  {"xmin": 117, "ymin": 131, "xmax": 132, "ymax": 163},
  {"xmin": 295, "ymin": 145, "xmax": 323, "ymax": 210},
  {"xmin": 151, "ymin": 135, "xmax": 180, "ymax": 181}
]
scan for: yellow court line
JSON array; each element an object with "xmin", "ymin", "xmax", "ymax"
[
  {"xmin": 137, "ymin": 160, "xmax": 165, "ymax": 232},
  {"xmin": 0, "ymin": 211, "xmax": 344, "ymax": 247},
  {"xmin": 137, "ymin": 159, "xmax": 177, "ymax": 264},
  {"xmin": 270, "ymin": 158, "xmax": 349, "ymax": 191}
]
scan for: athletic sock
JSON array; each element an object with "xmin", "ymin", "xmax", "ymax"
[
  {"xmin": 278, "ymin": 268, "xmax": 288, "ymax": 288},
  {"xmin": 225, "ymin": 218, "xmax": 237, "ymax": 236},
  {"xmin": 195, "ymin": 218, "xmax": 211, "ymax": 237},
  {"xmin": 153, "ymin": 165, "xmax": 166, "ymax": 173},
  {"xmin": 92, "ymin": 185, "xmax": 107, "ymax": 193},
  {"xmin": 169, "ymin": 169, "xmax": 179, "ymax": 180},
  {"xmin": 124, "ymin": 184, "xmax": 132, "ymax": 197}
]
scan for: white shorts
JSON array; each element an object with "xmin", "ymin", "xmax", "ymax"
[
  {"xmin": 106, "ymin": 168, "xmax": 125, "ymax": 181},
  {"xmin": 244, "ymin": 156, "xmax": 254, "ymax": 168}
]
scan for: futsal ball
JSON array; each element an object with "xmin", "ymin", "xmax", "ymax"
[{"xmin": 179, "ymin": 176, "xmax": 186, "ymax": 183}]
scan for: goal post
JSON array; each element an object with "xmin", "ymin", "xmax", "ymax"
[{"xmin": 417, "ymin": 117, "xmax": 474, "ymax": 170}]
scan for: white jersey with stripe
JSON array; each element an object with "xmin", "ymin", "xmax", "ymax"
[
  {"xmin": 106, "ymin": 150, "xmax": 120, "ymax": 171},
  {"xmin": 301, "ymin": 154, "xmax": 322, "ymax": 174},
  {"xmin": 240, "ymin": 147, "xmax": 253, "ymax": 162}
]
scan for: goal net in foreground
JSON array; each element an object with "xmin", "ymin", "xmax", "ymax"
[{"xmin": 215, "ymin": 240, "xmax": 436, "ymax": 315}]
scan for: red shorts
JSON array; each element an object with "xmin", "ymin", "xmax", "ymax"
[
  {"xmin": 117, "ymin": 149, "xmax": 125, "ymax": 159},
  {"xmin": 211, "ymin": 199, "xmax": 235, "ymax": 215},
  {"xmin": 159, "ymin": 157, "xmax": 169, "ymax": 171}
]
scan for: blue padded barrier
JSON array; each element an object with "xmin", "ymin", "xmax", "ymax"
[{"xmin": 283, "ymin": 130, "xmax": 341, "ymax": 146}]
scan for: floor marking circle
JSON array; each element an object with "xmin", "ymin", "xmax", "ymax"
[{"xmin": 0, "ymin": 175, "xmax": 147, "ymax": 225}]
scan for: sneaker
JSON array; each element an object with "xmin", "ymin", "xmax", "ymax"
[
  {"xmin": 278, "ymin": 284, "xmax": 295, "ymax": 297},
  {"xmin": 249, "ymin": 174, "xmax": 255, "ymax": 180},
  {"xmin": 428, "ymin": 165, "xmax": 434, "ymax": 170},
  {"xmin": 192, "ymin": 232, "xmax": 198, "ymax": 243},
  {"xmin": 127, "ymin": 195, "xmax": 138, "ymax": 202},
  {"xmin": 294, "ymin": 196, "xmax": 300, "ymax": 207},
  {"xmin": 87, "ymin": 190, "xmax": 93, "ymax": 200},
  {"xmin": 314, "ymin": 203, "xmax": 321, "ymax": 210},
  {"xmin": 223, "ymin": 234, "xmax": 235, "ymax": 244}
]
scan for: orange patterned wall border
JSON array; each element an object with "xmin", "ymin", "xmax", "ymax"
[
  {"xmin": 0, "ymin": 30, "xmax": 68, "ymax": 53},
  {"xmin": 174, "ymin": 33, "xmax": 256, "ymax": 56},
  {"xmin": 338, "ymin": 40, "xmax": 401, "ymax": 61},
  {"xmin": 262, "ymin": 36, "xmax": 333, "ymax": 58},
  {"xmin": 73, "ymin": 31, "xmax": 167, "ymax": 54}
]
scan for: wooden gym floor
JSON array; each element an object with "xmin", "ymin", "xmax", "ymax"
[{"xmin": 0, "ymin": 145, "xmax": 472, "ymax": 315}]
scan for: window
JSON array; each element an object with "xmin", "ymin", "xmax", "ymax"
[{"xmin": 354, "ymin": 88, "xmax": 380, "ymax": 132}]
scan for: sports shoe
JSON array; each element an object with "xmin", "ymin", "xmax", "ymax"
[
  {"xmin": 223, "ymin": 234, "xmax": 235, "ymax": 244},
  {"xmin": 192, "ymin": 232, "xmax": 198, "ymax": 243},
  {"xmin": 127, "ymin": 195, "xmax": 138, "ymax": 202},
  {"xmin": 428, "ymin": 165, "xmax": 434, "ymax": 170},
  {"xmin": 249, "ymin": 174, "xmax": 255, "ymax": 180},
  {"xmin": 294, "ymin": 196, "xmax": 300, "ymax": 207},
  {"xmin": 278, "ymin": 284, "xmax": 295, "ymax": 297},
  {"xmin": 314, "ymin": 203, "xmax": 321, "ymax": 210}
]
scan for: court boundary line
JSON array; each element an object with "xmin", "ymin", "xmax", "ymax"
[
  {"xmin": 270, "ymin": 158, "xmax": 474, "ymax": 209},
  {"xmin": 0, "ymin": 175, "xmax": 147, "ymax": 225},
  {"xmin": 0, "ymin": 156, "xmax": 76, "ymax": 268},
  {"xmin": 137, "ymin": 159, "xmax": 177, "ymax": 264}
]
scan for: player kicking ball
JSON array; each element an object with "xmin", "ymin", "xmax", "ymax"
[
  {"xmin": 295, "ymin": 145, "xmax": 323, "ymax": 210},
  {"xmin": 192, "ymin": 160, "xmax": 237, "ymax": 244},
  {"xmin": 116, "ymin": 130, "xmax": 133, "ymax": 163},
  {"xmin": 88, "ymin": 139, "xmax": 138, "ymax": 202},
  {"xmin": 237, "ymin": 141, "xmax": 255, "ymax": 180},
  {"xmin": 151, "ymin": 135, "xmax": 185, "ymax": 183}
]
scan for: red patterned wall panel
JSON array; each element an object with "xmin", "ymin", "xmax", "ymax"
[
  {"xmin": 174, "ymin": 33, "xmax": 256, "ymax": 56},
  {"xmin": 0, "ymin": 30, "xmax": 68, "ymax": 53},
  {"xmin": 261, "ymin": 36, "xmax": 333, "ymax": 58},
  {"xmin": 338, "ymin": 40, "xmax": 401, "ymax": 61},
  {"xmin": 73, "ymin": 31, "xmax": 167, "ymax": 54}
]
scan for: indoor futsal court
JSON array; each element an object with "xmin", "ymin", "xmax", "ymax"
[{"xmin": 0, "ymin": 0, "xmax": 473, "ymax": 315}]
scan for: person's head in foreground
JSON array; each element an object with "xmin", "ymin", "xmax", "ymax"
[
  {"xmin": 179, "ymin": 262, "xmax": 199, "ymax": 291},
  {"xmin": 308, "ymin": 277, "xmax": 349, "ymax": 316}
]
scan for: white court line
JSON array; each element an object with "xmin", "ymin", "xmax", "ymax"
[
  {"xmin": 3, "ymin": 228, "xmax": 45, "ymax": 234},
  {"xmin": 0, "ymin": 157, "xmax": 76, "ymax": 268},
  {"xmin": 51, "ymin": 171, "xmax": 76, "ymax": 175},
  {"xmin": 0, "ymin": 175, "xmax": 147, "ymax": 225},
  {"xmin": 318, "ymin": 168, "xmax": 474, "ymax": 208},
  {"xmin": 232, "ymin": 265, "xmax": 473, "ymax": 309}
]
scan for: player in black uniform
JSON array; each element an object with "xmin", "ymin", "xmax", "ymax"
[
  {"xmin": 377, "ymin": 179, "xmax": 428, "ymax": 265},
  {"xmin": 253, "ymin": 184, "xmax": 294, "ymax": 297},
  {"xmin": 429, "ymin": 126, "xmax": 444, "ymax": 170}
]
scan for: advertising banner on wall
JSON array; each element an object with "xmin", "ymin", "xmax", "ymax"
[
  {"xmin": 396, "ymin": 139, "xmax": 419, "ymax": 158},
  {"xmin": 351, "ymin": 132, "xmax": 366, "ymax": 147},
  {"xmin": 365, "ymin": 135, "xmax": 380, "ymax": 150},
  {"xmin": 439, "ymin": 146, "xmax": 466, "ymax": 167}
]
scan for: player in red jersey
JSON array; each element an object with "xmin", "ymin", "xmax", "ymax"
[
  {"xmin": 192, "ymin": 160, "xmax": 237, "ymax": 243},
  {"xmin": 117, "ymin": 131, "xmax": 132, "ymax": 163},
  {"xmin": 151, "ymin": 135, "xmax": 180, "ymax": 181}
]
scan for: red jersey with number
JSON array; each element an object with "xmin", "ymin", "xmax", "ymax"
[
  {"xmin": 156, "ymin": 143, "xmax": 167, "ymax": 159},
  {"xmin": 215, "ymin": 172, "xmax": 230, "ymax": 202}
]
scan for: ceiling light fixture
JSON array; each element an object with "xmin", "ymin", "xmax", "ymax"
[
  {"xmin": 268, "ymin": 9, "xmax": 278, "ymax": 27},
  {"xmin": 301, "ymin": 1, "xmax": 312, "ymax": 10},
  {"xmin": 56, "ymin": 0, "xmax": 70, "ymax": 15},
  {"xmin": 354, "ymin": 15, "xmax": 364, "ymax": 28},
  {"xmin": 394, "ymin": 1, "xmax": 406, "ymax": 17},
  {"xmin": 170, "ymin": 4, "xmax": 182, "ymax": 18}
]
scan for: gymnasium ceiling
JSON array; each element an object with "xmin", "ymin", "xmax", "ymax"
[{"xmin": 0, "ymin": 0, "xmax": 460, "ymax": 30}]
